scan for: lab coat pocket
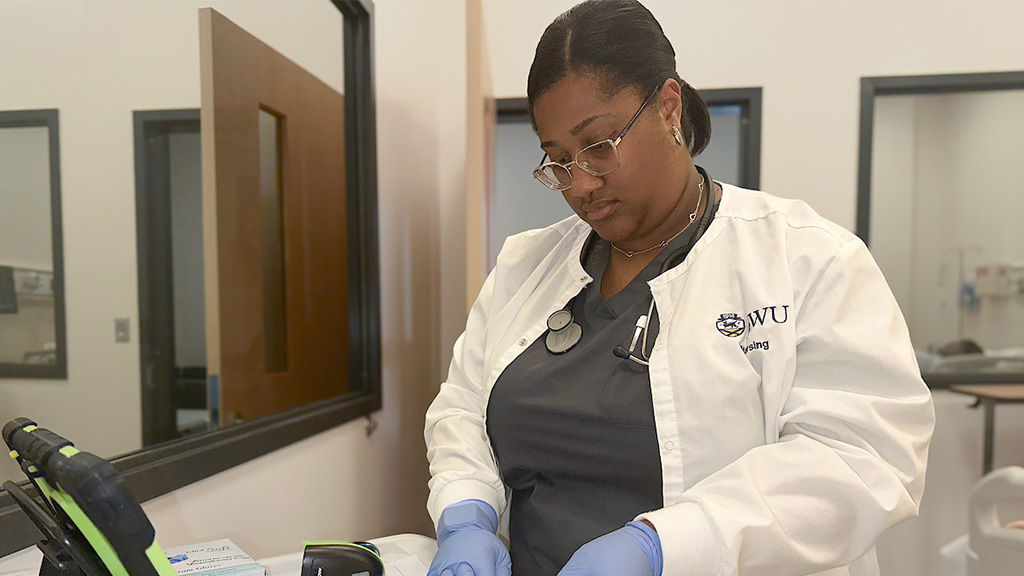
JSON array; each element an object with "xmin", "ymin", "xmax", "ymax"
[{"xmin": 595, "ymin": 363, "xmax": 658, "ymax": 429}]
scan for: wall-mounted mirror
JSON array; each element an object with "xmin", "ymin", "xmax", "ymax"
[
  {"xmin": 0, "ymin": 109, "xmax": 67, "ymax": 380},
  {"xmin": 858, "ymin": 71, "xmax": 1024, "ymax": 386},
  {"xmin": 0, "ymin": 0, "xmax": 379, "ymax": 556}
]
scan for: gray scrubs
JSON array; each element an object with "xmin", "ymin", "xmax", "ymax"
[{"xmin": 487, "ymin": 209, "xmax": 712, "ymax": 576}]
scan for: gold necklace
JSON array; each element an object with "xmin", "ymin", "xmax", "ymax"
[{"xmin": 611, "ymin": 178, "xmax": 704, "ymax": 258}]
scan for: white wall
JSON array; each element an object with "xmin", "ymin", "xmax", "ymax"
[
  {"xmin": 438, "ymin": 0, "xmax": 470, "ymax": 384},
  {"xmin": 1, "ymin": 0, "xmax": 450, "ymax": 557}
]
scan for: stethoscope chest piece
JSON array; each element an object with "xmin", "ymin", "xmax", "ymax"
[{"xmin": 546, "ymin": 309, "xmax": 582, "ymax": 354}]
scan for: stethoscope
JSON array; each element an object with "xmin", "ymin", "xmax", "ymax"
[{"xmin": 545, "ymin": 166, "xmax": 717, "ymax": 366}]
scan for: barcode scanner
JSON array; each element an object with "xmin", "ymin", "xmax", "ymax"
[{"xmin": 300, "ymin": 543, "xmax": 385, "ymax": 576}]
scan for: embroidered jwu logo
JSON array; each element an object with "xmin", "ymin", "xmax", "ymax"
[
  {"xmin": 746, "ymin": 305, "xmax": 790, "ymax": 328},
  {"xmin": 716, "ymin": 313, "xmax": 746, "ymax": 337}
]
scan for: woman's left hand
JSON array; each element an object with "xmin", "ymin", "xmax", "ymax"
[{"xmin": 557, "ymin": 521, "xmax": 663, "ymax": 576}]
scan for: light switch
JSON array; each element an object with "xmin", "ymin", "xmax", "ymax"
[{"xmin": 115, "ymin": 318, "xmax": 130, "ymax": 343}]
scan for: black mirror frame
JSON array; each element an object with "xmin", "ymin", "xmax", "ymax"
[
  {"xmin": 0, "ymin": 0, "xmax": 379, "ymax": 557},
  {"xmin": 0, "ymin": 108, "xmax": 68, "ymax": 380}
]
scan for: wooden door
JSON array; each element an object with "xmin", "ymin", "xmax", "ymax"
[{"xmin": 199, "ymin": 8, "xmax": 348, "ymax": 426}]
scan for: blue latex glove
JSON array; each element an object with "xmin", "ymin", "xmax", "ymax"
[
  {"xmin": 427, "ymin": 499, "xmax": 511, "ymax": 576},
  {"xmin": 557, "ymin": 521, "xmax": 663, "ymax": 576}
]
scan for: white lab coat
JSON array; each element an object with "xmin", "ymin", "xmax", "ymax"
[{"xmin": 424, "ymin": 185, "xmax": 935, "ymax": 576}]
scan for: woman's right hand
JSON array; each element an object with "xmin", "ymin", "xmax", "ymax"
[{"xmin": 427, "ymin": 499, "xmax": 511, "ymax": 576}]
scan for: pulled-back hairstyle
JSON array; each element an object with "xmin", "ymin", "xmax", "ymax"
[{"xmin": 527, "ymin": 0, "xmax": 711, "ymax": 156}]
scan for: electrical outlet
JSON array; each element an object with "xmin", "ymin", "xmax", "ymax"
[{"xmin": 115, "ymin": 318, "xmax": 130, "ymax": 343}]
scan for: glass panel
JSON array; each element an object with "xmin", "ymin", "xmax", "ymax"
[
  {"xmin": 169, "ymin": 130, "xmax": 210, "ymax": 436},
  {"xmin": 871, "ymin": 89, "xmax": 1024, "ymax": 368},
  {"xmin": 258, "ymin": 108, "xmax": 288, "ymax": 373},
  {"xmin": 0, "ymin": 124, "xmax": 57, "ymax": 368},
  {"xmin": 701, "ymin": 104, "xmax": 744, "ymax": 187},
  {"xmin": 491, "ymin": 121, "xmax": 575, "ymax": 268}
]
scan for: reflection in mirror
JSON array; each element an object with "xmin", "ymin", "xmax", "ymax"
[
  {"xmin": 258, "ymin": 108, "xmax": 288, "ymax": 374},
  {"xmin": 0, "ymin": 110, "xmax": 66, "ymax": 380},
  {"xmin": 1, "ymin": 1, "xmax": 379, "ymax": 556},
  {"xmin": 136, "ymin": 110, "xmax": 209, "ymax": 446},
  {"xmin": 0, "ymin": 0, "xmax": 349, "ymax": 486},
  {"xmin": 864, "ymin": 74, "xmax": 1024, "ymax": 377},
  {"xmin": 201, "ymin": 7, "xmax": 350, "ymax": 427}
]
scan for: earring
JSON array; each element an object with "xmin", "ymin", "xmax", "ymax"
[{"xmin": 673, "ymin": 126, "xmax": 684, "ymax": 146}]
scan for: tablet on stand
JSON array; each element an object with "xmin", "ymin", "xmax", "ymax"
[{"xmin": 3, "ymin": 418, "xmax": 178, "ymax": 576}]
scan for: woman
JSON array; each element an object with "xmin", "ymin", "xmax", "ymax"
[{"xmin": 424, "ymin": 1, "xmax": 934, "ymax": 575}]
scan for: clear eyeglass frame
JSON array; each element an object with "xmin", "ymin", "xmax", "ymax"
[{"xmin": 532, "ymin": 83, "xmax": 662, "ymax": 191}]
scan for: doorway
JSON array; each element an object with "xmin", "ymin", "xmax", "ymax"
[{"xmin": 134, "ymin": 109, "xmax": 210, "ymax": 447}]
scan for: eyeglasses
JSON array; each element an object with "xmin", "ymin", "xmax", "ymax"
[{"xmin": 533, "ymin": 84, "xmax": 661, "ymax": 191}]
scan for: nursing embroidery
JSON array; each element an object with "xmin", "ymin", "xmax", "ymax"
[{"xmin": 719, "ymin": 306, "xmax": 790, "ymax": 354}]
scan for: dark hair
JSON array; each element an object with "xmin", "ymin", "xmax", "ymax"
[
  {"xmin": 527, "ymin": 0, "xmax": 711, "ymax": 156},
  {"xmin": 937, "ymin": 339, "xmax": 984, "ymax": 356}
]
